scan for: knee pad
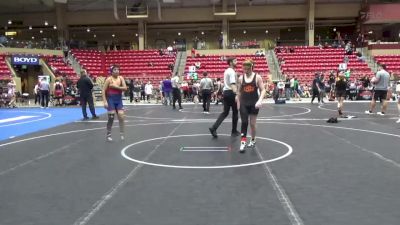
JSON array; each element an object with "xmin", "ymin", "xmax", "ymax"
[{"xmin": 108, "ymin": 114, "xmax": 115, "ymax": 120}]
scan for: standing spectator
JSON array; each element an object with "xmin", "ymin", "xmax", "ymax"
[
  {"xmin": 39, "ymin": 78, "xmax": 50, "ymax": 108},
  {"xmin": 162, "ymin": 76, "xmax": 172, "ymax": 105},
  {"xmin": 128, "ymin": 79, "xmax": 134, "ymax": 103},
  {"xmin": 365, "ymin": 64, "xmax": 390, "ymax": 115},
  {"xmin": 311, "ymin": 73, "xmax": 321, "ymax": 104},
  {"xmin": 145, "ymin": 81, "xmax": 153, "ymax": 103},
  {"xmin": 34, "ymin": 81, "xmax": 41, "ymax": 105},
  {"xmin": 293, "ymin": 77, "xmax": 302, "ymax": 101},
  {"xmin": 140, "ymin": 80, "xmax": 146, "ymax": 102},
  {"xmin": 215, "ymin": 78, "xmax": 223, "ymax": 105},
  {"xmin": 199, "ymin": 72, "xmax": 214, "ymax": 113},
  {"xmin": 7, "ymin": 79, "xmax": 17, "ymax": 108},
  {"xmin": 285, "ymin": 77, "xmax": 291, "ymax": 100},
  {"xmin": 133, "ymin": 79, "xmax": 141, "ymax": 103},
  {"xmin": 171, "ymin": 73, "xmax": 183, "ymax": 110},
  {"xmin": 77, "ymin": 70, "xmax": 98, "ymax": 120},
  {"xmin": 319, "ymin": 74, "xmax": 326, "ymax": 103}
]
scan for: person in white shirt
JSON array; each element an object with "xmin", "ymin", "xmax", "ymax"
[
  {"xmin": 7, "ymin": 79, "xmax": 17, "ymax": 108},
  {"xmin": 145, "ymin": 81, "xmax": 153, "ymax": 103},
  {"xmin": 365, "ymin": 64, "xmax": 390, "ymax": 115},
  {"xmin": 34, "ymin": 82, "xmax": 41, "ymax": 105},
  {"xmin": 199, "ymin": 72, "xmax": 214, "ymax": 113},
  {"xmin": 209, "ymin": 57, "xmax": 240, "ymax": 138},
  {"xmin": 171, "ymin": 73, "xmax": 183, "ymax": 110},
  {"xmin": 39, "ymin": 78, "xmax": 50, "ymax": 108}
]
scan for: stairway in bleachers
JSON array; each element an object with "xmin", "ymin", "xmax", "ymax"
[
  {"xmin": 0, "ymin": 54, "xmax": 12, "ymax": 80},
  {"xmin": 44, "ymin": 55, "xmax": 77, "ymax": 81}
]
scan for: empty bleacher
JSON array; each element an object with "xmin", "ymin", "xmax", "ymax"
[
  {"xmin": 374, "ymin": 55, "xmax": 400, "ymax": 74},
  {"xmin": 0, "ymin": 54, "xmax": 12, "ymax": 80},
  {"xmin": 44, "ymin": 55, "xmax": 77, "ymax": 79},
  {"xmin": 276, "ymin": 46, "xmax": 373, "ymax": 84},
  {"xmin": 72, "ymin": 49, "xmax": 175, "ymax": 84}
]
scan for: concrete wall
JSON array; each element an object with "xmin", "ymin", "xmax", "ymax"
[
  {"xmin": 0, "ymin": 48, "xmax": 63, "ymax": 56},
  {"xmin": 369, "ymin": 49, "xmax": 400, "ymax": 56},
  {"xmin": 0, "ymin": 3, "xmax": 361, "ymax": 26}
]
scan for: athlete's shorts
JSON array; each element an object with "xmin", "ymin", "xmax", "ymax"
[
  {"xmin": 373, "ymin": 90, "xmax": 387, "ymax": 101},
  {"xmin": 107, "ymin": 94, "xmax": 124, "ymax": 111},
  {"xmin": 54, "ymin": 90, "xmax": 63, "ymax": 98},
  {"xmin": 336, "ymin": 90, "xmax": 346, "ymax": 98},
  {"xmin": 240, "ymin": 104, "xmax": 259, "ymax": 115}
]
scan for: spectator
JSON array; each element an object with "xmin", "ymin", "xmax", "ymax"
[
  {"xmin": 77, "ymin": 70, "xmax": 98, "ymax": 120},
  {"xmin": 39, "ymin": 78, "xmax": 50, "ymax": 108},
  {"xmin": 7, "ymin": 79, "xmax": 17, "ymax": 108},
  {"xmin": 145, "ymin": 81, "xmax": 153, "ymax": 103},
  {"xmin": 34, "ymin": 81, "xmax": 41, "ymax": 105}
]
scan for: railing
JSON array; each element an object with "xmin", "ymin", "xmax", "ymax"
[
  {"xmin": 267, "ymin": 50, "xmax": 282, "ymax": 81},
  {"xmin": 68, "ymin": 52, "xmax": 83, "ymax": 76}
]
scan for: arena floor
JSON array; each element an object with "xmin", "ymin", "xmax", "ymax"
[{"xmin": 0, "ymin": 101, "xmax": 399, "ymax": 225}]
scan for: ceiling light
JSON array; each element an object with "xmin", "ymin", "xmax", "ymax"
[
  {"xmin": 243, "ymin": 30, "xmax": 247, "ymax": 34},
  {"xmin": 32, "ymin": 36, "xmax": 35, "ymax": 40},
  {"xmin": 135, "ymin": 33, "xmax": 138, "ymax": 37},
  {"xmin": 201, "ymin": 31, "xmax": 205, "ymax": 35},
  {"xmin": 40, "ymin": 30, "xmax": 43, "ymax": 33},
  {"xmin": 8, "ymin": 20, "xmax": 12, "ymax": 25},
  {"xmin": 112, "ymin": 34, "xmax": 115, "ymax": 38},
  {"xmin": 10, "ymin": 37, "xmax": 14, "ymax": 40},
  {"xmin": 333, "ymin": 27, "xmax": 337, "ymax": 32},
  {"xmin": 178, "ymin": 32, "xmax": 181, "ymax": 36},
  {"xmin": 44, "ymin": 21, "xmax": 48, "ymax": 26},
  {"xmin": 265, "ymin": 30, "xmax": 269, "ymax": 34},
  {"xmin": 368, "ymin": 30, "xmax": 373, "ymax": 34},
  {"xmin": 86, "ymin": 28, "xmax": 90, "ymax": 32},
  {"xmin": 29, "ymin": 26, "xmax": 32, "ymax": 30},
  {"xmin": 93, "ymin": 34, "xmax": 96, "ymax": 38},
  {"xmin": 53, "ymin": 25, "xmax": 57, "ymax": 30}
]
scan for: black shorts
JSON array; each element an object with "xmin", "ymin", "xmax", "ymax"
[
  {"xmin": 373, "ymin": 90, "xmax": 387, "ymax": 101},
  {"xmin": 240, "ymin": 104, "xmax": 259, "ymax": 115},
  {"xmin": 336, "ymin": 90, "xmax": 346, "ymax": 98}
]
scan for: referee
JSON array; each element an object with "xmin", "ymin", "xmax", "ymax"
[{"xmin": 209, "ymin": 57, "xmax": 240, "ymax": 138}]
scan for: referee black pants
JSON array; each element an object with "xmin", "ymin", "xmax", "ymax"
[{"xmin": 211, "ymin": 90, "xmax": 238, "ymax": 132}]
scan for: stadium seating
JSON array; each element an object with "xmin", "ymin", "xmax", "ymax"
[
  {"xmin": 374, "ymin": 55, "xmax": 400, "ymax": 74},
  {"xmin": 44, "ymin": 55, "xmax": 77, "ymax": 79},
  {"xmin": 0, "ymin": 54, "xmax": 12, "ymax": 80},
  {"xmin": 184, "ymin": 54, "xmax": 269, "ymax": 80},
  {"xmin": 72, "ymin": 49, "xmax": 175, "ymax": 85},
  {"xmin": 276, "ymin": 46, "xmax": 374, "ymax": 84}
]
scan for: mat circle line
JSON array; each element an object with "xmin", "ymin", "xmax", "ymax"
[{"xmin": 121, "ymin": 133, "xmax": 293, "ymax": 169}]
